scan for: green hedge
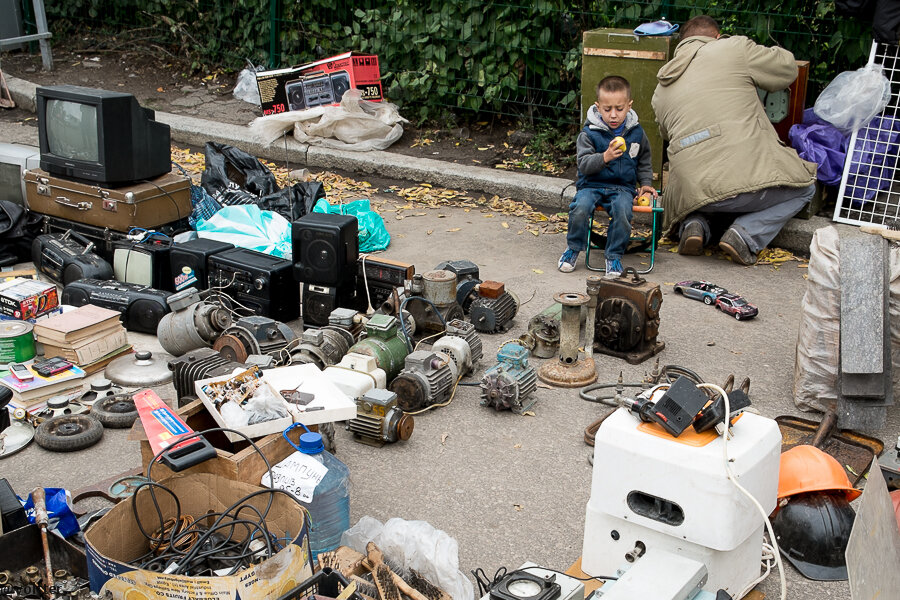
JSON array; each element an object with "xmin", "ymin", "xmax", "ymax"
[{"xmin": 43, "ymin": 0, "xmax": 872, "ymax": 124}]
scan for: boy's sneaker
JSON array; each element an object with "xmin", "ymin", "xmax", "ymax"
[
  {"xmin": 605, "ymin": 258, "xmax": 623, "ymax": 278},
  {"xmin": 558, "ymin": 249, "xmax": 579, "ymax": 272}
]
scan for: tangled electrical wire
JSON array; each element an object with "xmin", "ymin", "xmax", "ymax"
[{"xmin": 129, "ymin": 428, "xmax": 311, "ymax": 577}]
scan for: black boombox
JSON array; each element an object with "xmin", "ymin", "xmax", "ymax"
[
  {"xmin": 31, "ymin": 230, "xmax": 114, "ymax": 285},
  {"xmin": 62, "ymin": 278, "xmax": 172, "ymax": 334},
  {"xmin": 208, "ymin": 248, "xmax": 300, "ymax": 322}
]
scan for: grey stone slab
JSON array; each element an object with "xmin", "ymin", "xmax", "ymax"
[
  {"xmin": 839, "ymin": 231, "xmax": 886, "ymax": 374},
  {"xmin": 837, "ymin": 396, "xmax": 888, "ymax": 430}
]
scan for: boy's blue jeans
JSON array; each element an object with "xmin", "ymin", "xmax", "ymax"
[{"xmin": 566, "ymin": 186, "xmax": 634, "ymax": 260}]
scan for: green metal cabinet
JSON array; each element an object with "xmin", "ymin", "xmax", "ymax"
[{"xmin": 581, "ymin": 29, "xmax": 676, "ymax": 188}]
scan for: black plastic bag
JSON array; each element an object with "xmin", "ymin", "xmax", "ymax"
[
  {"xmin": 200, "ymin": 142, "xmax": 279, "ymax": 197},
  {"xmin": 0, "ymin": 201, "xmax": 42, "ymax": 267},
  {"xmin": 257, "ymin": 181, "xmax": 325, "ymax": 221}
]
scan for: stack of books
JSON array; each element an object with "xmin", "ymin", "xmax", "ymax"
[
  {"xmin": 1, "ymin": 364, "xmax": 87, "ymax": 411},
  {"xmin": 33, "ymin": 305, "xmax": 132, "ymax": 375}
]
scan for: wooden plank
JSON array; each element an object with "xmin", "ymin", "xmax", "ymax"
[
  {"xmin": 583, "ymin": 48, "xmax": 667, "ymax": 60},
  {"xmin": 566, "ymin": 556, "xmax": 607, "ymax": 598}
]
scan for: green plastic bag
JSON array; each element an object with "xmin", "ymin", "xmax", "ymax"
[{"xmin": 312, "ymin": 198, "xmax": 391, "ymax": 252}]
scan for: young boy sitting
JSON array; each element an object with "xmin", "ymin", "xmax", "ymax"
[{"xmin": 558, "ymin": 75, "xmax": 657, "ymax": 275}]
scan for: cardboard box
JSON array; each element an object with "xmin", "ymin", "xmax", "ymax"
[
  {"xmin": 0, "ymin": 278, "xmax": 59, "ymax": 321},
  {"xmin": 84, "ymin": 472, "xmax": 313, "ymax": 599},
  {"xmin": 132, "ymin": 400, "xmax": 314, "ymax": 482},
  {"xmin": 256, "ymin": 52, "xmax": 382, "ymax": 116},
  {"xmin": 197, "ymin": 364, "xmax": 357, "ymax": 443}
]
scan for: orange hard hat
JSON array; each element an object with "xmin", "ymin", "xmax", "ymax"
[{"xmin": 777, "ymin": 445, "xmax": 862, "ymax": 501}]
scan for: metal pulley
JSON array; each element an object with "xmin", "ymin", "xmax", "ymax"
[
  {"xmin": 347, "ymin": 388, "xmax": 414, "ymax": 447},
  {"xmin": 480, "ymin": 342, "xmax": 538, "ymax": 414},
  {"xmin": 157, "ymin": 288, "xmax": 232, "ymax": 356},
  {"xmin": 213, "ymin": 316, "xmax": 297, "ymax": 363},
  {"xmin": 389, "ymin": 350, "xmax": 458, "ymax": 412}
]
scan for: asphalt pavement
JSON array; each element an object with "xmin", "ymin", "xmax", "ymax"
[{"xmin": 0, "ymin": 96, "xmax": 892, "ymax": 600}]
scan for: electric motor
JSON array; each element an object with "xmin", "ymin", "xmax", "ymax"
[
  {"xmin": 157, "ymin": 288, "xmax": 232, "ymax": 356},
  {"xmin": 328, "ymin": 307, "xmax": 366, "ymax": 342},
  {"xmin": 470, "ymin": 281, "xmax": 519, "ymax": 333},
  {"xmin": 389, "ymin": 350, "xmax": 458, "ymax": 412},
  {"xmin": 480, "ymin": 343, "xmax": 537, "ymax": 414},
  {"xmin": 406, "ymin": 271, "xmax": 465, "ymax": 339},
  {"xmin": 290, "ymin": 327, "xmax": 352, "ymax": 370},
  {"xmin": 432, "ymin": 335, "xmax": 474, "ymax": 377},
  {"xmin": 347, "ymin": 388, "xmax": 414, "ymax": 447},
  {"xmin": 212, "ymin": 315, "xmax": 297, "ymax": 364},
  {"xmin": 434, "ymin": 260, "xmax": 481, "ymax": 312},
  {"xmin": 593, "ymin": 268, "xmax": 665, "ymax": 364},
  {"xmin": 323, "ymin": 352, "xmax": 388, "ymax": 400},
  {"xmin": 348, "ymin": 314, "xmax": 410, "ymax": 380},
  {"xmin": 443, "ymin": 319, "xmax": 483, "ymax": 365}
]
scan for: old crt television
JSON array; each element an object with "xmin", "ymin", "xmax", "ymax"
[
  {"xmin": 0, "ymin": 142, "xmax": 40, "ymax": 206},
  {"xmin": 36, "ymin": 85, "xmax": 171, "ymax": 185}
]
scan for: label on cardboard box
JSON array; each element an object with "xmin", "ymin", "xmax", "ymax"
[{"xmin": 256, "ymin": 51, "xmax": 382, "ymax": 116}]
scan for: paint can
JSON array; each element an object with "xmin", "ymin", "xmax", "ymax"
[{"xmin": 0, "ymin": 321, "xmax": 36, "ymax": 364}]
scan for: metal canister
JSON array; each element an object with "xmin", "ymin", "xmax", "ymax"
[{"xmin": 0, "ymin": 320, "xmax": 36, "ymax": 363}]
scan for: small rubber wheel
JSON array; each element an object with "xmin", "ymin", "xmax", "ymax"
[
  {"xmin": 91, "ymin": 394, "xmax": 139, "ymax": 429},
  {"xmin": 703, "ymin": 295, "xmax": 713, "ymax": 305},
  {"xmin": 35, "ymin": 414, "xmax": 103, "ymax": 452},
  {"xmin": 734, "ymin": 313, "xmax": 741, "ymax": 321}
]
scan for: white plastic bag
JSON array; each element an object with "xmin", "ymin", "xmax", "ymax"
[
  {"xmin": 814, "ymin": 64, "xmax": 891, "ymax": 134},
  {"xmin": 249, "ymin": 89, "xmax": 408, "ymax": 151},
  {"xmin": 234, "ymin": 67, "xmax": 261, "ymax": 106},
  {"xmin": 340, "ymin": 516, "xmax": 474, "ymax": 600}
]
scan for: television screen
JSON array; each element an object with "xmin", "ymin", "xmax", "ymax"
[
  {"xmin": 37, "ymin": 85, "xmax": 171, "ymax": 186},
  {"xmin": 114, "ymin": 247, "xmax": 153, "ymax": 286},
  {"xmin": 45, "ymin": 99, "xmax": 99, "ymax": 163},
  {"xmin": 0, "ymin": 142, "xmax": 41, "ymax": 206}
]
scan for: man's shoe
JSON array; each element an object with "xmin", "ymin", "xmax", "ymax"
[
  {"xmin": 558, "ymin": 249, "xmax": 579, "ymax": 273},
  {"xmin": 605, "ymin": 258, "xmax": 623, "ymax": 278},
  {"xmin": 719, "ymin": 228, "xmax": 758, "ymax": 266},
  {"xmin": 678, "ymin": 221, "xmax": 704, "ymax": 255}
]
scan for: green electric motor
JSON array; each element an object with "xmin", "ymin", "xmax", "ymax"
[{"xmin": 348, "ymin": 314, "xmax": 410, "ymax": 381}]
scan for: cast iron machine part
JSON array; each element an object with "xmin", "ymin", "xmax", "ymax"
[
  {"xmin": 212, "ymin": 315, "xmax": 297, "ymax": 364},
  {"xmin": 404, "ymin": 270, "xmax": 465, "ymax": 340},
  {"xmin": 480, "ymin": 342, "xmax": 538, "ymax": 414},
  {"xmin": 434, "ymin": 259, "xmax": 481, "ymax": 312},
  {"xmin": 594, "ymin": 267, "xmax": 665, "ymax": 364},
  {"xmin": 348, "ymin": 314, "xmax": 410, "ymax": 381},
  {"xmin": 347, "ymin": 388, "xmax": 414, "ymax": 446},
  {"xmin": 289, "ymin": 327, "xmax": 353, "ymax": 370},
  {"xmin": 389, "ymin": 350, "xmax": 458, "ymax": 413},
  {"xmin": 328, "ymin": 307, "xmax": 367, "ymax": 342},
  {"xmin": 469, "ymin": 280, "xmax": 520, "ymax": 334},
  {"xmin": 537, "ymin": 292, "xmax": 598, "ymax": 388},
  {"xmin": 157, "ymin": 288, "xmax": 233, "ymax": 356},
  {"xmin": 519, "ymin": 302, "xmax": 562, "ymax": 359},
  {"xmin": 168, "ymin": 347, "xmax": 248, "ymax": 406}
]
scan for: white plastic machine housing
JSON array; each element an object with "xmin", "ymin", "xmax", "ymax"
[
  {"xmin": 323, "ymin": 352, "xmax": 387, "ymax": 400},
  {"xmin": 582, "ymin": 407, "xmax": 781, "ymax": 596}
]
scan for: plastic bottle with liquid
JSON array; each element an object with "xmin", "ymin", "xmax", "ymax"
[{"xmin": 292, "ymin": 429, "xmax": 351, "ymax": 558}]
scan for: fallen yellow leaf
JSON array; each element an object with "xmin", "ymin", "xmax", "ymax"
[
  {"xmin": 156, "ymin": 87, "xmax": 165, "ymax": 92},
  {"xmin": 502, "ymin": 222, "xmax": 509, "ymax": 228},
  {"xmin": 426, "ymin": 230, "xmax": 433, "ymax": 235},
  {"xmin": 447, "ymin": 228, "xmax": 461, "ymax": 232},
  {"xmin": 532, "ymin": 269, "xmax": 543, "ymax": 274}
]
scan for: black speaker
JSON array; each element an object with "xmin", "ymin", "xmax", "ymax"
[
  {"xmin": 169, "ymin": 238, "xmax": 235, "ymax": 292},
  {"xmin": 209, "ymin": 248, "xmax": 300, "ymax": 322},
  {"xmin": 292, "ymin": 213, "xmax": 358, "ymax": 286},
  {"xmin": 331, "ymin": 71, "xmax": 351, "ymax": 101},
  {"xmin": 303, "ymin": 282, "xmax": 358, "ymax": 327},
  {"xmin": 62, "ymin": 279, "xmax": 172, "ymax": 334}
]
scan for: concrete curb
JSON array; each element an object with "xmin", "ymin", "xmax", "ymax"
[{"xmin": 6, "ymin": 74, "xmax": 824, "ymax": 254}]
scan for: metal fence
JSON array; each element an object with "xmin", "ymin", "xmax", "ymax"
[{"xmin": 27, "ymin": 0, "xmax": 873, "ymax": 125}]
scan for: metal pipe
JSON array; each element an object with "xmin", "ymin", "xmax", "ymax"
[
  {"xmin": 556, "ymin": 292, "xmax": 589, "ymax": 365},
  {"xmin": 585, "ymin": 276, "xmax": 602, "ymax": 361},
  {"xmin": 32, "ymin": 488, "xmax": 55, "ymax": 598}
]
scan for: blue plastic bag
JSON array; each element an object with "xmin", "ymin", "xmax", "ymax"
[
  {"xmin": 20, "ymin": 488, "xmax": 80, "ymax": 538},
  {"xmin": 789, "ymin": 108, "xmax": 849, "ymax": 186},
  {"xmin": 845, "ymin": 114, "xmax": 900, "ymax": 203},
  {"xmin": 313, "ymin": 199, "xmax": 390, "ymax": 252},
  {"xmin": 197, "ymin": 204, "xmax": 292, "ymax": 258}
]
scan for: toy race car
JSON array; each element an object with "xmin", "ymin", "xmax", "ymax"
[
  {"xmin": 715, "ymin": 293, "xmax": 758, "ymax": 320},
  {"xmin": 673, "ymin": 280, "xmax": 728, "ymax": 305}
]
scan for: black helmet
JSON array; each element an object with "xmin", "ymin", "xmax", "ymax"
[{"xmin": 773, "ymin": 491, "xmax": 856, "ymax": 581}]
